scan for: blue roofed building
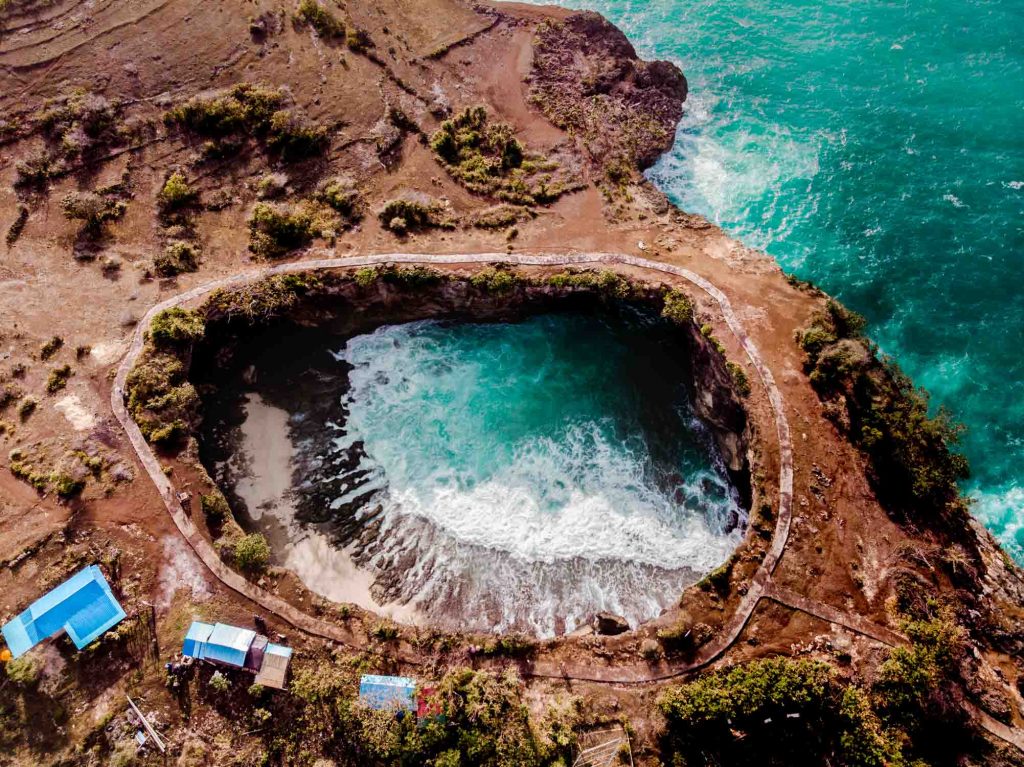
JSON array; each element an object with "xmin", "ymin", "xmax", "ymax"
[
  {"xmin": 181, "ymin": 620, "xmax": 291, "ymax": 690},
  {"xmin": 359, "ymin": 674, "xmax": 417, "ymax": 711},
  {"xmin": 1, "ymin": 565, "xmax": 126, "ymax": 659}
]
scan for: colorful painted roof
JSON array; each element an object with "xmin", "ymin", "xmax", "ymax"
[
  {"xmin": 1, "ymin": 565, "xmax": 126, "ymax": 659},
  {"xmin": 359, "ymin": 674, "xmax": 416, "ymax": 710}
]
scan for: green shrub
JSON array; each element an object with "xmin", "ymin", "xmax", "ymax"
[
  {"xmin": 661, "ymin": 289, "xmax": 694, "ymax": 324},
  {"xmin": 346, "ymin": 27, "xmax": 373, "ymax": 52},
  {"xmin": 149, "ymin": 307, "xmax": 205, "ymax": 347},
  {"xmin": 314, "ymin": 177, "xmax": 359, "ymax": 217},
  {"xmin": 248, "ymin": 202, "xmax": 316, "ymax": 258},
  {"xmin": 46, "ymin": 364, "xmax": 72, "ymax": 393},
  {"xmin": 154, "ymin": 241, "xmax": 201, "ymax": 277},
  {"xmin": 59, "ymin": 191, "xmax": 126, "ymax": 232},
  {"xmin": 0, "ymin": 384, "xmax": 21, "ymax": 409},
  {"xmin": 266, "ymin": 109, "xmax": 329, "ymax": 161},
  {"xmin": 201, "ymin": 491, "xmax": 231, "ymax": 523},
  {"xmin": 470, "ymin": 267, "xmax": 520, "ymax": 294},
  {"xmin": 294, "ymin": 0, "xmax": 344, "ymax": 38},
  {"xmin": 796, "ymin": 298, "xmax": 969, "ymax": 522},
  {"xmin": 4, "ymin": 205, "xmax": 25, "ymax": 247},
  {"xmin": 164, "ymin": 83, "xmax": 285, "ymax": 137},
  {"xmin": 40, "ymin": 335, "xmax": 63, "ymax": 360},
  {"xmin": 158, "ymin": 171, "xmax": 197, "ymax": 210},
  {"xmin": 378, "ymin": 198, "xmax": 452, "ymax": 234},
  {"xmin": 5, "ymin": 655, "xmax": 41, "ymax": 688},
  {"xmin": 428, "ymin": 106, "xmax": 574, "ymax": 206},
  {"xmin": 203, "ymin": 273, "xmax": 321, "ymax": 321},
  {"xmin": 17, "ymin": 397, "xmax": 36, "ymax": 421},
  {"xmin": 659, "ymin": 657, "xmax": 907, "ymax": 767},
  {"xmin": 235, "ymin": 532, "xmax": 271, "ymax": 574},
  {"xmin": 371, "ymin": 622, "xmax": 399, "ymax": 640},
  {"xmin": 471, "ymin": 204, "xmax": 534, "ymax": 230},
  {"xmin": 208, "ymin": 671, "xmax": 230, "ymax": 693},
  {"xmin": 727, "ymin": 361, "xmax": 751, "ymax": 396},
  {"xmin": 50, "ymin": 471, "xmax": 85, "ymax": 498}
]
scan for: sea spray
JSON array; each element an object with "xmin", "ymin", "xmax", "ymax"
[
  {"xmin": 518, "ymin": 0, "xmax": 1024, "ymax": 559},
  {"xmin": 317, "ymin": 313, "xmax": 743, "ymax": 635}
]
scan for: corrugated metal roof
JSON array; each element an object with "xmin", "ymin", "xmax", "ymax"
[
  {"xmin": 1, "ymin": 565, "xmax": 126, "ymax": 659},
  {"xmin": 181, "ymin": 621, "xmax": 215, "ymax": 659},
  {"xmin": 359, "ymin": 674, "xmax": 416, "ymax": 710},
  {"xmin": 194, "ymin": 623, "xmax": 256, "ymax": 668},
  {"xmin": 253, "ymin": 643, "xmax": 293, "ymax": 690}
]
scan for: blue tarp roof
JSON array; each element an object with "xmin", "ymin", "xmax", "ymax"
[
  {"xmin": 359, "ymin": 674, "xmax": 416, "ymax": 710},
  {"xmin": 181, "ymin": 621, "xmax": 255, "ymax": 668},
  {"xmin": 1, "ymin": 565, "xmax": 126, "ymax": 659}
]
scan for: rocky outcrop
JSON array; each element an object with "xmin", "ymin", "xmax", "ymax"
[
  {"xmin": 593, "ymin": 612, "xmax": 630, "ymax": 635},
  {"xmin": 528, "ymin": 11, "xmax": 687, "ymax": 172}
]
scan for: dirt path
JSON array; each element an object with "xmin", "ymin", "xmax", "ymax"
[{"xmin": 108, "ymin": 251, "xmax": 1021, "ymax": 751}]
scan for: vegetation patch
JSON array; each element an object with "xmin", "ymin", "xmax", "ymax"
[
  {"xmin": 430, "ymin": 106, "xmax": 578, "ymax": 205},
  {"xmin": 796, "ymin": 299, "xmax": 970, "ymax": 526},
  {"xmin": 470, "ymin": 203, "xmax": 535, "ymax": 230},
  {"xmin": 6, "ymin": 205, "xmax": 28, "ymax": 246},
  {"xmin": 660, "ymin": 657, "xmax": 905, "ymax": 766},
  {"xmin": 149, "ymin": 307, "xmax": 205, "ymax": 348},
  {"xmin": 164, "ymin": 83, "xmax": 329, "ymax": 162},
  {"xmin": 153, "ymin": 240, "xmax": 201, "ymax": 277},
  {"xmin": 157, "ymin": 171, "xmax": 198, "ymax": 212},
  {"xmin": 248, "ymin": 202, "xmax": 317, "ymax": 258},
  {"xmin": 46, "ymin": 364, "xmax": 73, "ymax": 393},
  {"xmin": 294, "ymin": 0, "xmax": 344, "ymax": 38},
  {"xmin": 60, "ymin": 190, "xmax": 127, "ymax": 236},
  {"xmin": 378, "ymin": 196, "xmax": 454, "ymax": 235}
]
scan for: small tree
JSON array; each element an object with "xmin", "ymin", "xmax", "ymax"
[
  {"xmin": 235, "ymin": 532, "xmax": 270, "ymax": 574},
  {"xmin": 60, "ymin": 191, "xmax": 126, "ymax": 234},
  {"xmin": 208, "ymin": 670, "xmax": 230, "ymax": 693},
  {"xmin": 157, "ymin": 171, "xmax": 197, "ymax": 211}
]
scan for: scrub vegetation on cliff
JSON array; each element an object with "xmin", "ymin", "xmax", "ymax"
[{"xmin": 797, "ymin": 300, "xmax": 970, "ymax": 527}]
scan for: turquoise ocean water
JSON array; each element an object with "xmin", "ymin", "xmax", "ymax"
[
  {"xmin": 333, "ymin": 314, "xmax": 741, "ymax": 633},
  {"xmin": 520, "ymin": 0, "xmax": 1024, "ymax": 557}
]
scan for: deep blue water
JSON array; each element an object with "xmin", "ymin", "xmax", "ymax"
[{"xmin": 522, "ymin": 0, "xmax": 1024, "ymax": 557}]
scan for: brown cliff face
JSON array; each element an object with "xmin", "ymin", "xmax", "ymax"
[{"xmin": 528, "ymin": 11, "xmax": 688, "ymax": 172}]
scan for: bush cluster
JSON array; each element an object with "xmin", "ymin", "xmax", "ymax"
[
  {"xmin": 154, "ymin": 241, "xmax": 201, "ymax": 277},
  {"xmin": 248, "ymin": 202, "xmax": 317, "ymax": 258},
  {"xmin": 157, "ymin": 171, "xmax": 197, "ymax": 211},
  {"xmin": 294, "ymin": 0, "xmax": 344, "ymax": 38},
  {"xmin": 429, "ymin": 106, "xmax": 574, "ymax": 205},
  {"xmin": 149, "ymin": 307, "xmax": 205, "ymax": 347},
  {"xmin": 234, "ymin": 532, "xmax": 271, "ymax": 574},
  {"xmin": 796, "ymin": 299, "xmax": 969, "ymax": 523},
  {"xmin": 378, "ymin": 198, "xmax": 453, "ymax": 235},
  {"xmin": 165, "ymin": 83, "xmax": 328, "ymax": 162},
  {"xmin": 275, "ymin": 665, "xmax": 565, "ymax": 766},
  {"xmin": 45, "ymin": 364, "xmax": 72, "ymax": 394},
  {"xmin": 59, "ymin": 191, "xmax": 127, "ymax": 233},
  {"xmin": 659, "ymin": 658, "xmax": 903, "ymax": 767}
]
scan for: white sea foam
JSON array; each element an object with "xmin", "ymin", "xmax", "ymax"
[
  {"xmin": 319, "ymin": 319, "xmax": 744, "ymax": 635},
  {"xmin": 972, "ymin": 484, "xmax": 1024, "ymax": 560}
]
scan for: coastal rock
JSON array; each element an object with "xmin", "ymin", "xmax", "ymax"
[
  {"xmin": 529, "ymin": 11, "xmax": 687, "ymax": 171},
  {"xmin": 593, "ymin": 611, "xmax": 630, "ymax": 635}
]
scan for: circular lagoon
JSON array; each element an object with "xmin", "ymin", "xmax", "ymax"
[{"xmin": 202, "ymin": 310, "xmax": 745, "ymax": 637}]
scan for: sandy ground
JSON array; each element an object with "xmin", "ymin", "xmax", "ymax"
[{"xmin": 235, "ymin": 393, "xmax": 425, "ymax": 625}]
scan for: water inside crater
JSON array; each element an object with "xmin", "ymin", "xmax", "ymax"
[{"xmin": 201, "ymin": 309, "xmax": 744, "ymax": 637}]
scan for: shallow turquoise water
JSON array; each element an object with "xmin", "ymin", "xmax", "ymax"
[
  {"xmin": 520, "ymin": 0, "xmax": 1024, "ymax": 556},
  {"xmin": 332, "ymin": 313, "xmax": 741, "ymax": 634}
]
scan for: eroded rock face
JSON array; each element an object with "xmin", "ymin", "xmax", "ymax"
[
  {"xmin": 528, "ymin": 11, "xmax": 687, "ymax": 171},
  {"xmin": 594, "ymin": 611, "xmax": 630, "ymax": 635}
]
